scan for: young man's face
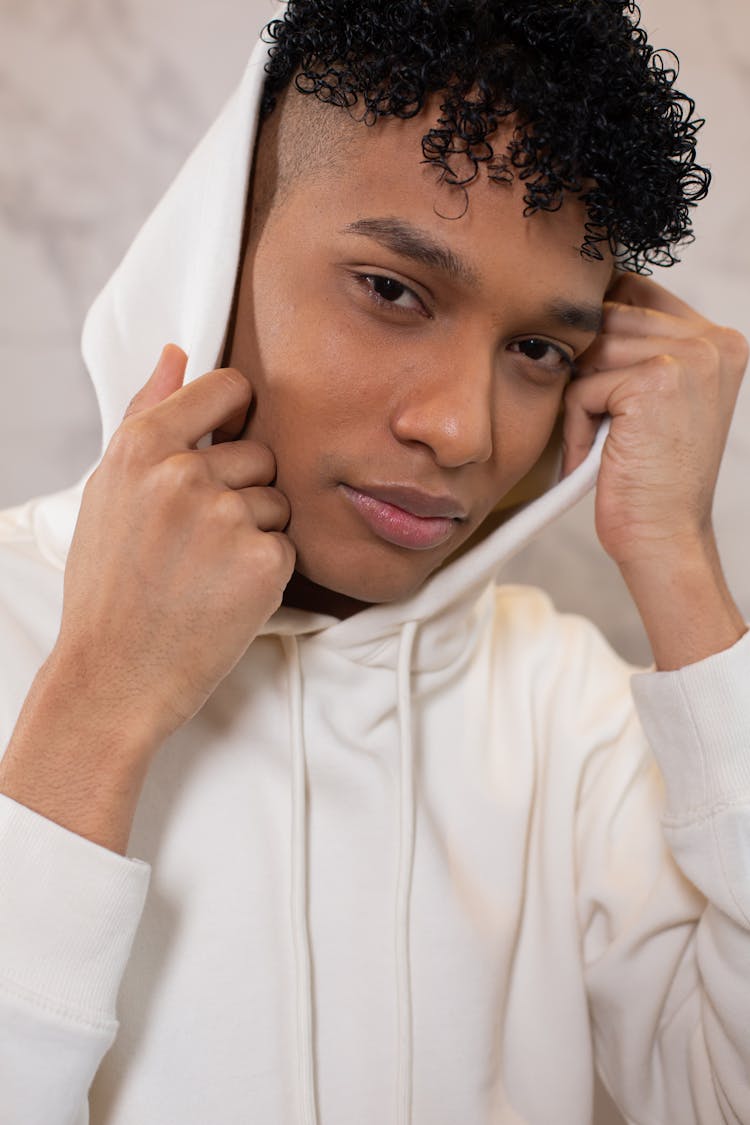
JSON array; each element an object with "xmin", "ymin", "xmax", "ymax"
[{"xmin": 223, "ymin": 93, "xmax": 612, "ymax": 610}]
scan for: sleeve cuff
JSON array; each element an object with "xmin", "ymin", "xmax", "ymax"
[
  {"xmin": 630, "ymin": 627, "xmax": 750, "ymax": 823},
  {"xmin": 0, "ymin": 794, "xmax": 150, "ymax": 1027}
]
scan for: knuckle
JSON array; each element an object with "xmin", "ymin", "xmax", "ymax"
[
  {"xmin": 648, "ymin": 353, "xmax": 681, "ymax": 390},
  {"xmin": 720, "ymin": 327, "xmax": 750, "ymax": 369},
  {"xmin": 213, "ymin": 488, "xmax": 248, "ymax": 525},
  {"xmin": 653, "ymin": 352, "xmax": 679, "ymax": 370},
  {"xmin": 254, "ymin": 531, "xmax": 293, "ymax": 575},
  {"xmin": 688, "ymin": 335, "xmax": 720, "ymax": 370},
  {"xmin": 106, "ymin": 418, "xmax": 154, "ymax": 467},
  {"xmin": 154, "ymin": 451, "xmax": 203, "ymax": 490}
]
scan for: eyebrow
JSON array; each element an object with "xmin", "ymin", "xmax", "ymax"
[
  {"xmin": 340, "ymin": 216, "xmax": 604, "ymax": 336},
  {"xmin": 545, "ymin": 299, "xmax": 603, "ymax": 336},
  {"xmin": 341, "ymin": 217, "xmax": 482, "ymax": 290}
]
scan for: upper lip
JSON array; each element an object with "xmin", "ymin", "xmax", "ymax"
[{"xmin": 346, "ymin": 483, "xmax": 469, "ymax": 520}]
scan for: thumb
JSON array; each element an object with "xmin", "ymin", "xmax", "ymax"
[{"xmin": 124, "ymin": 343, "xmax": 188, "ymax": 419}]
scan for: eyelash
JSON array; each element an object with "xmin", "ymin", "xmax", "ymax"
[{"xmin": 354, "ymin": 272, "xmax": 575, "ymax": 375}]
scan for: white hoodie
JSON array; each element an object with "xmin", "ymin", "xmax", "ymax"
[{"xmin": 1, "ymin": 8, "xmax": 749, "ymax": 1125}]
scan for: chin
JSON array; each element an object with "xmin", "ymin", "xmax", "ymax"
[
  {"xmin": 294, "ymin": 544, "xmax": 437, "ymax": 606},
  {"xmin": 315, "ymin": 567, "xmax": 425, "ymax": 605}
]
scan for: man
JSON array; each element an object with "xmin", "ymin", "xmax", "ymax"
[{"xmin": 0, "ymin": 0, "xmax": 748, "ymax": 1122}]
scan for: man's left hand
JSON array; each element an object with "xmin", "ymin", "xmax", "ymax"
[
  {"xmin": 562, "ymin": 272, "xmax": 748, "ymax": 569},
  {"xmin": 561, "ymin": 273, "xmax": 749, "ymax": 669}
]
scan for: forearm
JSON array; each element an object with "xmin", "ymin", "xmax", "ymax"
[
  {"xmin": 0, "ymin": 649, "xmax": 160, "ymax": 855},
  {"xmin": 619, "ymin": 533, "xmax": 748, "ymax": 671}
]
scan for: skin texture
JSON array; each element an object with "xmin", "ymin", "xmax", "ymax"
[{"xmin": 219, "ymin": 84, "xmax": 613, "ymax": 616}]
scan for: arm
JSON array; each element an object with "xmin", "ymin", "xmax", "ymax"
[
  {"xmin": 575, "ymin": 625, "xmax": 750, "ymax": 1123},
  {"xmin": 0, "ymin": 649, "xmax": 158, "ymax": 856},
  {"xmin": 618, "ymin": 532, "xmax": 747, "ymax": 672},
  {"xmin": 0, "ymin": 345, "xmax": 294, "ymax": 855},
  {"xmin": 562, "ymin": 271, "xmax": 749, "ymax": 674},
  {"xmin": 0, "ymin": 344, "xmax": 294, "ymax": 1124},
  {"xmin": 562, "ymin": 275, "xmax": 750, "ymax": 1119},
  {"xmin": 0, "ymin": 792, "xmax": 149, "ymax": 1125}
]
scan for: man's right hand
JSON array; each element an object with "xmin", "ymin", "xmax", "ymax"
[
  {"xmin": 55, "ymin": 343, "xmax": 296, "ymax": 745},
  {"xmin": 0, "ymin": 344, "xmax": 295, "ymax": 854}
]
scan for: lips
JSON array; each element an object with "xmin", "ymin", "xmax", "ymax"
[
  {"xmin": 339, "ymin": 483, "xmax": 466, "ymax": 550},
  {"xmin": 347, "ymin": 484, "xmax": 468, "ymax": 519}
]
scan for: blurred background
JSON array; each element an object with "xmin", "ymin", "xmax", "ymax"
[{"xmin": 0, "ymin": 2, "xmax": 747, "ymax": 1117}]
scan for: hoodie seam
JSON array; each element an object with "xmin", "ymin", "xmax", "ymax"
[{"xmin": 0, "ymin": 971, "xmax": 118, "ymax": 1034}]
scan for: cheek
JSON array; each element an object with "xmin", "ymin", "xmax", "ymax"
[
  {"xmin": 488, "ymin": 400, "xmax": 565, "ymax": 508},
  {"xmin": 497, "ymin": 397, "xmax": 562, "ymax": 461},
  {"xmin": 252, "ymin": 302, "xmax": 389, "ymax": 436}
]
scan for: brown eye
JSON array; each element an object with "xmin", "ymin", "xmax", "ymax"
[
  {"xmin": 356, "ymin": 273, "xmax": 426, "ymax": 315},
  {"xmin": 510, "ymin": 338, "xmax": 572, "ymax": 373},
  {"xmin": 370, "ymin": 276, "xmax": 406, "ymax": 303}
]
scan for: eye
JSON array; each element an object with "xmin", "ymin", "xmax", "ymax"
[
  {"xmin": 509, "ymin": 337, "xmax": 573, "ymax": 375},
  {"xmin": 355, "ymin": 273, "xmax": 427, "ymax": 316}
]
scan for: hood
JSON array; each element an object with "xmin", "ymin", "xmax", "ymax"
[{"xmin": 25, "ymin": 0, "xmax": 610, "ymax": 645}]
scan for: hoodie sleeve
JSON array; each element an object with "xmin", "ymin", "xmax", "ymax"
[
  {"xmin": 0, "ymin": 793, "xmax": 150, "ymax": 1125},
  {"xmin": 574, "ymin": 624, "xmax": 750, "ymax": 1124}
]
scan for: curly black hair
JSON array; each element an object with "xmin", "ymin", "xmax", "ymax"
[{"xmin": 259, "ymin": 0, "xmax": 710, "ymax": 272}]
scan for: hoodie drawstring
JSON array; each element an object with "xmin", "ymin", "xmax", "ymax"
[
  {"xmin": 395, "ymin": 620, "xmax": 418, "ymax": 1125},
  {"xmin": 282, "ymin": 633, "xmax": 319, "ymax": 1125},
  {"xmin": 281, "ymin": 623, "xmax": 419, "ymax": 1125}
]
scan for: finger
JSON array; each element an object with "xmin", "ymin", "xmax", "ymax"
[
  {"xmin": 578, "ymin": 332, "xmax": 712, "ymax": 375},
  {"xmin": 211, "ymin": 402, "xmax": 253, "ymax": 445},
  {"xmin": 606, "ymin": 273, "xmax": 700, "ymax": 321},
  {"xmin": 561, "ymin": 350, "xmax": 698, "ymax": 478},
  {"xmin": 263, "ymin": 529, "xmax": 297, "ymax": 576},
  {"xmin": 197, "ymin": 439, "xmax": 277, "ymax": 489},
  {"xmin": 600, "ymin": 300, "xmax": 704, "ymax": 341},
  {"xmin": 236, "ymin": 485, "xmax": 291, "ymax": 532},
  {"xmin": 142, "ymin": 366, "xmax": 253, "ymax": 449},
  {"xmin": 560, "ymin": 365, "xmax": 635, "ymax": 478},
  {"xmin": 124, "ymin": 344, "xmax": 188, "ymax": 418}
]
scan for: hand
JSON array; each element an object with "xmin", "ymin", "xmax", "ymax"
[
  {"xmin": 561, "ymin": 273, "xmax": 748, "ymax": 569},
  {"xmin": 55, "ymin": 344, "xmax": 296, "ymax": 747}
]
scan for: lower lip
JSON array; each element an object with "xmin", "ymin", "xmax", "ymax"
[{"xmin": 340, "ymin": 485, "xmax": 458, "ymax": 550}]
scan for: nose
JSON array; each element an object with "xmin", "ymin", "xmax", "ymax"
[{"xmin": 389, "ymin": 358, "xmax": 494, "ymax": 468}]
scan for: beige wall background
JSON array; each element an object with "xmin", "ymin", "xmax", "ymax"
[{"xmin": 0, "ymin": 3, "xmax": 747, "ymax": 1120}]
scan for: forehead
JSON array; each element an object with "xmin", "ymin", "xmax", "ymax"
[{"xmin": 283, "ymin": 94, "xmax": 612, "ymax": 301}]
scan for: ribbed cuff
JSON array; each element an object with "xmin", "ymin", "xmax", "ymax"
[
  {"xmin": 0, "ymin": 795, "xmax": 150, "ymax": 1027},
  {"xmin": 630, "ymin": 627, "xmax": 750, "ymax": 823}
]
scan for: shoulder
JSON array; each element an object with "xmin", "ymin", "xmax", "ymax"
[
  {"xmin": 490, "ymin": 582, "xmax": 644, "ymax": 677},
  {"xmin": 488, "ymin": 583, "xmax": 648, "ymax": 751}
]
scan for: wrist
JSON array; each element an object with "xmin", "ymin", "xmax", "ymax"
[
  {"xmin": 0, "ymin": 650, "xmax": 162, "ymax": 854},
  {"xmin": 46, "ymin": 635, "xmax": 174, "ymax": 753},
  {"xmin": 618, "ymin": 534, "xmax": 747, "ymax": 671}
]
